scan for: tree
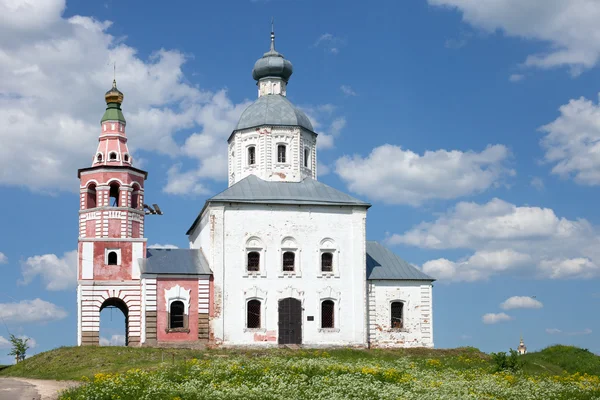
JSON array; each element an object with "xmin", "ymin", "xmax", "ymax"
[{"xmin": 7, "ymin": 334, "xmax": 29, "ymax": 363}]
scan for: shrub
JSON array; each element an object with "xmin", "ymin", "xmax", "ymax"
[{"xmin": 491, "ymin": 349, "xmax": 523, "ymax": 372}]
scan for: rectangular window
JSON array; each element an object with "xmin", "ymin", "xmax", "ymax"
[
  {"xmin": 247, "ymin": 252, "xmax": 260, "ymax": 272},
  {"xmin": 304, "ymin": 148, "xmax": 309, "ymax": 168},
  {"xmin": 321, "ymin": 252, "xmax": 333, "ymax": 273},
  {"xmin": 283, "ymin": 251, "xmax": 295, "ymax": 272},
  {"xmin": 277, "ymin": 145, "xmax": 286, "ymax": 163},
  {"xmin": 248, "ymin": 146, "xmax": 256, "ymax": 165}
]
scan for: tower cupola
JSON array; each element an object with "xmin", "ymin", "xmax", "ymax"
[
  {"xmin": 252, "ymin": 25, "xmax": 293, "ymax": 97},
  {"xmin": 102, "ymin": 80, "xmax": 125, "ymax": 123}
]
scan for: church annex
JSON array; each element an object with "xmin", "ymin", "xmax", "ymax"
[{"xmin": 76, "ymin": 30, "xmax": 435, "ymax": 348}]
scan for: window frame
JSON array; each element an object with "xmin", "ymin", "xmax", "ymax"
[
  {"xmin": 318, "ymin": 238, "xmax": 339, "ymax": 278},
  {"xmin": 247, "ymin": 145, "xmax": 256, "ymax": 166},
  {"xmin": 282, "ymin": 251, "xmax": 295, "ymax": 273},
  {"xmin": 247, "ymin": 251, "xmax": 261, "ymax": 273},
  {"xmin": 390, "ymin": 301, "xmax": 405, "ymax": 330},
  {"xmin": 321, "ymin": 300, "xmax": 335, "ymax": 329},
  {"xmin": 304, "ymin": 147, "xmax": 310, "ymax": 168},
  {"xmin": 105, "ymin": 248, "xmax": 121, "ymax": 266},
  {"xmin": 169, "ymin": 300, "xmax": 185, "ymax": 329},
  {"xmin": 108, "ymin": 152, "xmax": 118, "ymax": 161},
  {"xmin": 277, "ymin": 144, "xmax": 287, "ymax": 163},
  {"xmin": 246, "ymin": 299, "xmax": 262, "ymax": 329},
  {"xmin": 321, "ymin": 252, "xmax": 333, "ymax": 274}
]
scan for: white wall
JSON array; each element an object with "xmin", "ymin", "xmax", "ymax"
[
  {"xmin": 368, "ymin": 280, "xmax": 433, "ymax": 348},
  {"xmin": 190, "ymin": 203, "xmax": 368, "ymax": 347}
]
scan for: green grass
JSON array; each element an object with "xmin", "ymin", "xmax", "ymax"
[{"xmin": 0, "ymin": 344, "xmax": 597, "ymax": 381}]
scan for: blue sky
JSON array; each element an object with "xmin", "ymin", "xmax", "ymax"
[{"xmin": 1, "ymin": 0, "xmax": 600, "ymax": 362}]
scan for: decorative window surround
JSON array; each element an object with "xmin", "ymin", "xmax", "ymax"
[
  {"xmin": 244, "ymin": 236, "xmax": 267, "ymax": 278},
  {"xmin": 243, "ymin": 286, "xmax": 267, "ymax": 332},
  {"xmin": 164, "ymin": 285, "xmax": 191, "ymax": 333},
  {"xmin": 105, "ymin": 248, "xmax": 121, "ymax": 265},
  {"xmin": 318, "ymin": 238, "xmax": 339, "ymax": 278},
  {"xmin": 279, "ymin": 237, "xmax": 301, "ymax": 277},
  {"xmin": 318, "ymin": 286, "xmax": 341, "ymax": 332}
]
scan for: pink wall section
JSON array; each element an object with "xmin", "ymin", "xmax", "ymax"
[
  {"xmin": 157, "ymin": 278, "xmax": 199, "ymax": 342},
  {"xmin": 90, "ymin": 242, "xmax": 132, "ymax": 280}
]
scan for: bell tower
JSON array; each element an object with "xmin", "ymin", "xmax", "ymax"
[{"xmin": 76, "ymin": 80, "xmax": 148, "ymax": 346}]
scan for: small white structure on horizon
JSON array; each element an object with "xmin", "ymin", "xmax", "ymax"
[{"xmin": 517, "ymin": 336, "xmax": 527, "ymax": 355}]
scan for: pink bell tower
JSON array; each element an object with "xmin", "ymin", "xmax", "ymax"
[{"xmin": 76, "ymin": 80, "xmax": 148, "ymax": 346}]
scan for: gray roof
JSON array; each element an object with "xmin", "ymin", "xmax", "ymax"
[
  {"xmin": 186, "ymin": 175, "xmax": 370, "ymax": 234},
  {"xmin": 141, "ymin": 248, "xmax": 212, "ymax": 275},
  {"xmin": 366, "ymin": 241, "xmax": 434, "ymax": 281},
  {"xmin": 235, "ymin": 94, "xmax": 314, "ymax": 132}
]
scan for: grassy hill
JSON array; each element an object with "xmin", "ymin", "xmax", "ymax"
[{"xmin": 1, "ymin": 345, "xmax": 598, "ymax": 400}]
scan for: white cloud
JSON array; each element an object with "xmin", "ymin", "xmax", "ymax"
[
  {"xmin": 0, "ymin": 252, "xmax": 7, "ymax": 264},
  {"xmin": 509, "ymin": 74, "xmax": 524, "ymax": 82},
  {"xmin": 340, "ymin": 85, "xmax": 357, "ymax": 96},
  {"xmin": 0, "ymin": 0, "xmax": 250, "ymax": 193},
  {"xmin": 540, "ymin": 94, "xmax": 600, "ymax": 186},
  {"xmin": 20, "ymin": 250, "xmax": 77, "ymax": 291},
  {"xmin": 317, "ymin": 162, "xmax": 331, "ymax": 177},
  {"xmin": 530, "ymin": 177, "xmax": 544, "ymax": 190},
  {"xmin": 335, "ymin": 144, "xmax": 512, "ymax": 206},
  {"xmin": 0, "ymin": 336, "xmax": 9, "ymax": 348},
  {"xmin": 0, "ymin": 298, "xmax": 68, "ymax": 324},
  {"xmin": 302, "ymin": 106, "xmax": 347, "ymax": 150},
  {"xmin": 393, "ymin": 198, "xmax": 600, "ymax": 281},
  {"xmin": 546, "ymin": 328, "xmax": 592, "ymax": 336},
  {"xmin": 314, "ymin": 33, "xmax": 344, "ymax": 54},
  {"xmin": 500, "ymin": 296, "xmax": 543, "ymax": 310},
  {"xmin": 148, "ymin": 244, "xmax": 179, "ymax": 249},
  {"xmin": 482, "ymin": 312, "xmax": 513, "ymax": 324},
  {"xmin": 99, "ymin": 334, "xmax": 126, "ymax": 346},
  {"xmin": 429, "ymin": 0, "xmax": 600, "ymax": 74},
  {"xmin": 0, "ymin": 335, "xmax": 34, "ymax": 350}
]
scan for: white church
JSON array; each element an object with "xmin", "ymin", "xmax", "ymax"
[{"xmin": 76, "ymin": 30, "xmax": 435, "ymax": 348}]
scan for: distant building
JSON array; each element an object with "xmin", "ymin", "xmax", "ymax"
[
  {"xmin": 76, "ymin": 29, "xmax": 435, "ymax": 348},
  {"xmin": 518, "ymin": 336, "xmax": 527, "ymax": 355}
]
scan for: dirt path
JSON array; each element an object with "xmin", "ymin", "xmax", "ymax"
[{"xmin": 0, "ymin": 378, "xmax": 81, "ymax": 400}]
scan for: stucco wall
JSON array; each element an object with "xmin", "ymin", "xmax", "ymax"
[
  {"xmin": 191, "ymin": 203, "xmax": 368, "ymax": 347},
  {"xmin": 368, "ymin": 280, "xmax": 433, "ymax": 348},
  {"xmin": 156, "ymin": 278, "xmax": 199, "ymax": 342}
]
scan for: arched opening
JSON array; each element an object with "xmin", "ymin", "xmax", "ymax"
[
  {"xmin": 131, "ymin": 184, "xmax": 140, "ymax": 209},
  {"xmin": 247, "ymin": 299, "xmax": 261, "ymax": 328},
  {"xmin": 109, "ymin": 152, "xmax": 118, "ymax": 161},
  {"xmin": 282, "ymin": 251, "xmax": 295, "ymax": 272},
  {"xmin": 107, "ymin": 251, "xmax": 118, "ymax": 265},
  {"xmin": 321, "ymin": 252, "xmax": 333, "ymax": 272},
  {"xmin": 391, "ymin": 301, "xmax": 404, "ymax": 329},
  {"xmin": 321, "ymin": 300, "xmax": 334, "ymax": 328},
  {"xmin": 96, "ymin": 153, "xmax": 103, "ymax": 163},
  {"xmin": 109, "ymin": 182, "xmax": 120, "ymax": 207},
  {"xmin": 87, "ymin": 183, "xmax": 97, "ymax": 209},
  {"xmin": 247, "ymin": 251, "xmax": 260, "ymax": 272},
  {"xmin": 277, "ymin": 144, "xmax": 286, "ymax": 163},
  {"xmin": 99, "ymin": 298, "xmax": 128, "ymax": 346},
  {"xmin": 123, "ymin": 154, "xmax": 130, "ymax": 163},
  {"xmin": 169, "ymin": 301, "xmax": 185, "ymax": 329}
]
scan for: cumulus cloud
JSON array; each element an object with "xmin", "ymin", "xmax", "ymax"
[
  {"xmin": 530, "ymin": 177, "xmax": 544, "ymax": 190},
  {"xmin": 20, "ymin": 250, "xmax": 77, "ymax": 291},
  {"xmin": 335, "ymin": 144, "xmax": 512, "ymax": 206},
  {"xmin": 392, "ymin": 198, "xmax": 600, "ymax": 281},
  {"xmin": 540, "ymin": 94, "xmax": 600, "ymax": 186},
  {"xmin": 340, "ymin": 85, "xmax": 357, "ymax": 96},
  {"xmin": 429, "ymin": 0, "xmax": 600, "ymax": 74},
  {"xmin": 546, "ymin": 328, "xmax": 592, "ymax": 336},
  {"xmin": 0, "ymin": 0, "xmax": 250, "ymax": 193},
  {"xmin": 0, "ymin": 252, "xmax": 7, "ymax": 264},
  {"xmin": 482, "ymin": 312, "xmax": 513, "ymax": 324},
  {"xmin": 313, "ymin": 33, "xmax": 344, "ymax": 54},
  {"xmin": 148, "ymin": 244, "xmax": 179, "ymax": 249},
  {"xmin": 500, "ymin": 296, "xmax": 543, "ymax": 310},
  {"xmin": 0, "ymin": 298, "xmax": 68, "ymax": 324},
  {"xmin": 302, "ymin": 106, "xmax": 347, "ymax": 150},
  {"xmin": 0, "ymin": 335, "xmax": 36, "ymax": 349},
  {"xmin": 509, "ymin": 74, "xmax": 525, "ymax": 82},
  {"xmin": 100, "ymin": 334, "xmax": 126, "ymax": 346}
]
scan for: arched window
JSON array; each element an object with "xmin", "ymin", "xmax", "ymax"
[
  {"xmin": 109, "ymin": 152, "xmax": 117, "ymax": 161},
  {"xmin": 247, "ymin": 251, "xmax": 260, "ymax": 272},
  {"xmin": 304, "ymin": 148, "xmax": 310, "ymax": 168},
  {"xmin": 277, "ymin": 145, "xmax": 286, "ymax": 163},
  {"xmin": 109, "ymin": 182, "xmax": 120, "ymax": 207},
  {"xmin": 96, "ymin": 153, "xmax": 103, "ymax": 162},
  {"xmin": 391, "ymin": 302, "xmax": 404, "ymax": 329},
  {"xmin": 321, "ymin": 252, "xmax": 333, "ymax": 273},
  {"xmin": 247, "ymin": 299, "xmax": 261, "ymax": 328},
  {"xmin": 248, "ymin": 146, "xmax": 256, "ymax": 165},
  {"xmin": 131, "ymin": 184, "xmax": 140, "ymax": 209},
  {"xmin": 282, "ymin": 251, "xmax": 295, "ymax": 272},
  {"xmin": 87, "ymin": 183, "xmax": 97, "ymax": 209},
  {"xmin": 107, "ymin": 251, "xmax": 118, "ymax": 265},
  {"xmin": 123, "ymin": 154, "xmax": 129, "ymax": 162},
  {"xmin": 170, "ymin": 301, "xmax": 185, "ymax": 329},
  {"xmin": 321, "ymin": 300, "xmax": 334, "ymax": 328}
]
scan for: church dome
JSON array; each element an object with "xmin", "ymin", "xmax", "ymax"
[
  {"xmin": 251, "ymin": 30, "xmax": 293, "ymax": 82},
  {"xmin": 235, "ymin": 94, "xmax": 313, "ymax": 132}
]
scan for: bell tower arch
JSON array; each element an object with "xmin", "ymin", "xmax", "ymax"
[{"xmin": 77, "ymin": 80, "xmax": 148, "ymax": 346}]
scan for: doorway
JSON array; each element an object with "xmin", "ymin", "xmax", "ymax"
[
  {"xmin": 99, "ymin": 298, "xmax": 129, "ymax": 346},
  {"xmin": 278, "ymin": 297, "xmax": 302, "ymax": 345}
]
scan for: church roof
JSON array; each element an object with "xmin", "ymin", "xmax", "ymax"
[
  {"xmin": 235, "ymin": 94, "xmax": 314, "ymax": 132},
  {"xmin": 366, "ymin": 241, "xmax": 435, "ymax": 281},
  {"xmin": 141, "ymin": 248, "xmax": 212, "ymax": 275}
]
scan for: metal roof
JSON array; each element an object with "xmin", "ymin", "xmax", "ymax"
[
  {"xmin": 186, "ymin": 175, "xmax": 370, "ymax": 234},
  {"xmin": 366, "ymin": 241, "xmax": 434, "ymax": 281},
  {"xmin": 141, "ymin": 248, "xmax": 212, "ymax": 275},
  {"xmin": 235, "ymin": 94, "xmax": 313, "ymax": 132}
]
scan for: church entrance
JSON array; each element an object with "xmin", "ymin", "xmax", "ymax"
[
  {"xmin": 278, "ymin": 298, "xmax": 302, "ymax": 345},
  {"xmin": 99, "ymin": 298, "xmax": 129, "ymax": 346}
]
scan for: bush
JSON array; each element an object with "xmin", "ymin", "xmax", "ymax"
[{"xmin": 491, "ymin": 349, "xmax": 523, "ymax": 372}]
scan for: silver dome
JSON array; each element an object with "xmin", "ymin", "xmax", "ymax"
[{"xmin": 235, "ymin": 94, "xmax": 313, "ymax": 132}]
